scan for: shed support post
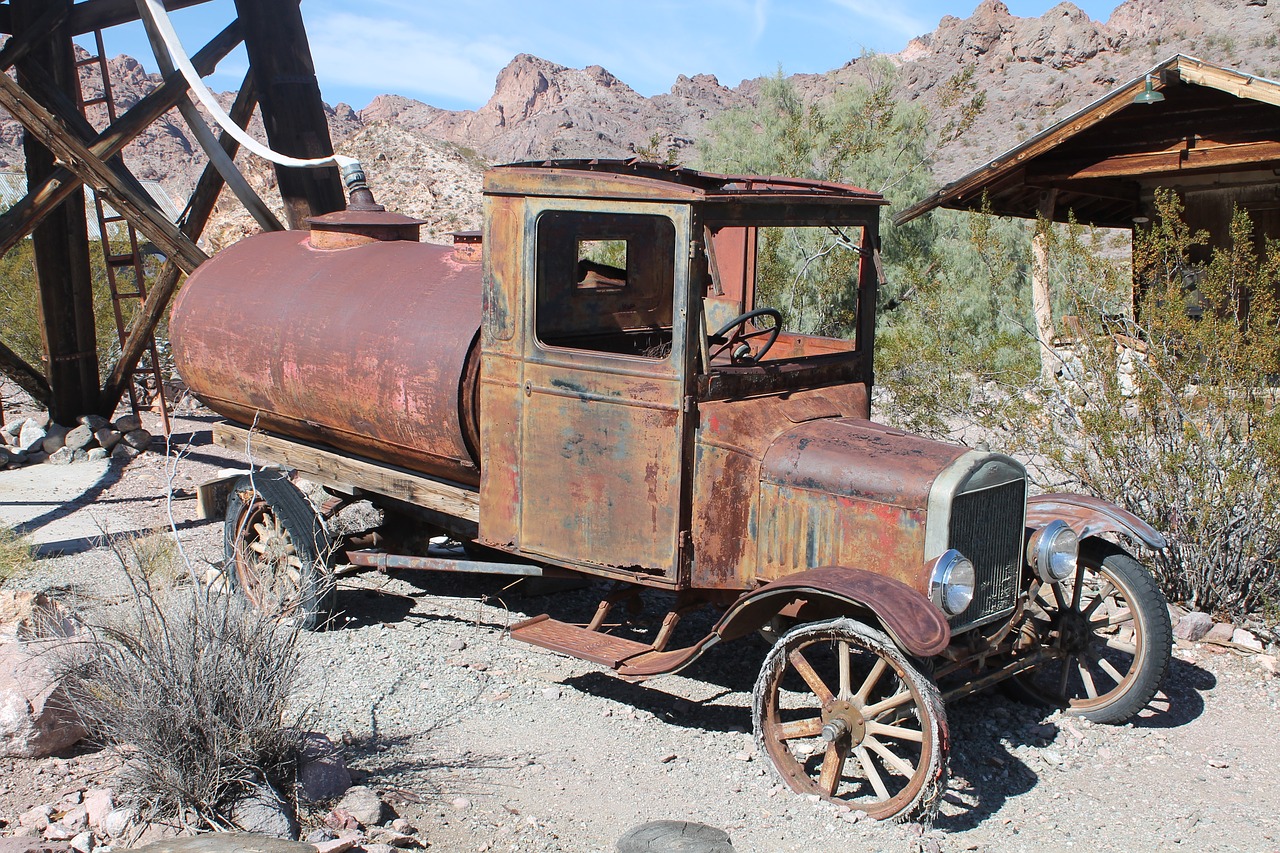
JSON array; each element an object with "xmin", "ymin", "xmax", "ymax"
[
  {"xmin": 1032, "ymin": 189, "xmax": 1060, "ymax": 382},
  {"xmin": 232, "ymin": 0, "xmax": 345, "ymax": 229},
  {"xmin": 13, "ymin": 0, "xmax": 99, "ymax": 423}
]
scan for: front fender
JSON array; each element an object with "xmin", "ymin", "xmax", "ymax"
[
  {"xmin": 1027, "ymin": 493, "xmax": 1167, "ymax": 550},
  {"xmin": 715, "ymin": 566, "xmax": 950, "ymax": 657}
]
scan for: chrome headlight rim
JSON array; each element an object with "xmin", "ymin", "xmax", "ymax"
[
  {"xmin": 1029, "ymin": 519, "xmax": 1079, "ymax": 584},
  {"xmin": 929, "ymin": 548, "xmax": 976, "ymax": 616}
]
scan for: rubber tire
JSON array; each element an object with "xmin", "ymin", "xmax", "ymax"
[
  {"xmin": 615, "ymin": 820, "xmax": 734, "ymax": 852},
  {"xmin": 1009, "ymin": 542, "xmax": 1172, "ymax": 724},
  {"xmin": 753, "ymin": 618, "xmax": 948, "ymax": 823},
  {"xmin": 224, "ymin": 470, "xmax": 334, "ymax": 630}
]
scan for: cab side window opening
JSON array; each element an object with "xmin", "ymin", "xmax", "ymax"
[{"xmin": 536, "ymin": 211, "xmax": 676, "ymax": 359}]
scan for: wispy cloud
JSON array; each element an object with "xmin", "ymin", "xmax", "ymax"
[
  {"xmin": 305, "ymin": 11, "xmax": 516, "ymax": 106},
  {"xmin": 753, "ymin": 0, "xmax": 770, "ymax": 42},
  {"xmin": 826, "ymin": 0, "xmax": 930, "ymax": 40}
]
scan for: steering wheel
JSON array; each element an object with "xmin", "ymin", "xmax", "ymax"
[{"xmin": 709, "ymin": 308, "xmax": 782, "ymax": 365}]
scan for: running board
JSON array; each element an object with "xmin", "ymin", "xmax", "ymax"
[{"xmin": 509, "ymin": 615, "xmax": 652, "ymax": 668}]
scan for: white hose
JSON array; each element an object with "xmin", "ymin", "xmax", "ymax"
[{"xmin": 137, "ymin": 0, "xmax": 357, "ymax": 172}]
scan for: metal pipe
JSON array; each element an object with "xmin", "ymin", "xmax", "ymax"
[{"xmin": 345, "ymin": 549, "xmax": 579, "ymax": 579}]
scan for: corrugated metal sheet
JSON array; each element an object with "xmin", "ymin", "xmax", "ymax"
[{"xmin": 0, "ymin": 171, "xmax": 183, "ymax": 243}]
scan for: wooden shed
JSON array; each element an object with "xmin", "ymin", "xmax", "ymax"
[{"xmin": 895, "ymin": 55, "xmax": 1280, "ymax": 376}]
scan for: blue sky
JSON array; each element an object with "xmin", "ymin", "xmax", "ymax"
[{"xmin": 94, "ymin": 1, "xmax": 1124, "ymax": 111}]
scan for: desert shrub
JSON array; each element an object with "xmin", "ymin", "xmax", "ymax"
[
  {"xmin": 1015, "ymin": 191, "xmax": 1280, "ymax": 618},
  {"xmin": 0, "ymin": 523, "xmax": 34, "ymax": 585},
  {"xmin": 61, "ymin": 535, "xmax": 308, "ymax": 830}
]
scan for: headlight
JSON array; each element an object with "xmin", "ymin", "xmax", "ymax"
[
  {"xmin": 1028, "ymin": 519, "xmax": 1079, "ymax": 583},
  {"xmin": 929, "ymin": 549, "xmax": 976, "ymax": 616}
]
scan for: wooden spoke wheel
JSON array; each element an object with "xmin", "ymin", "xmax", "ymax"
[
  {"xmin": 223, "ymin": 470, "xmax": 334, "ymax": 629},
  {"xmin": 753, "ymin": 618, "xmax": 947, "ymax": 822},
  {"xmin": 1011, "ymin": 543, "xmax": 1171, "ymax": 724}
]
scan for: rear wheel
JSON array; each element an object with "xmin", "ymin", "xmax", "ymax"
[
  {"xmin": 753, "ymin": 618, "xmax": 947, "ymax": 822},
  {"xmin": 1010, "ymin": 543, "xmax": 1171, "ymax": 723},
  {"xmin": 223, "ymin": 470, "xmax": 334, "ymax": 629}
]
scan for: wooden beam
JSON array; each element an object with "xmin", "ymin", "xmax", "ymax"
[
  {"xmin": 232, "ymin": 0, "xmax": 345, "ymax": 228},
  {"xmin": 0, "ymin": 338, "xmax": 52, "ymax": 407},
  {"xmin": 0, "ymin": 3, "xmax": 71, "ymax": 70},
  {"xmin": 0, "ymin": 19, "xmax": 242, "ymax": 260},
  {"xmin": 214, "ymin": 422, "xmax": 481, "ymax": 523},
  {"xmin": 1176, "ymin": 59, "xmax": 1280, "ymax": 109},
  {"xmin": 100, "ymin": 72, "xmax": 259, "ymax": 413},
  {"xmin": 1031, "ymin": 190, "xmax": 1059, "ymax": 382},
  {"xmin": 1030, "ymin": 139, "xmax": 1280, "ymax": 181},
  {"xmin": 13, "ymin": 0, "xmax": 100, "ymax": 423},
  {"xmin": 0, "ymin": 56, "xmax": 209, "ymax": 273},
  {"xmin": 68, "ymin": 0, "xmax": 213, "ymax": 35}
]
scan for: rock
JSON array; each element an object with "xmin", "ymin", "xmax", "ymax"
[
  {"xmin": 26, "ymin": 451, "xmax": 48, "ymax": 465},
  {"xmin": 92, "ymin": 429, "xmax": 122, "ymax": 452},
  {"xmin": 1205, "ymin": 622, "xmax": 1236, "ymax": 644},
  {"xmin": 1174, "ymin": 611, "xmax": 1213, "ymax": 642},
  {"xmin": 228, "ymin": 783, "xmax": 298, "ymax": 840},
  {"xmin": 101, "ymin": 807, "xmax": 136, "ymax": 839},
  {"xmin": 362, "ymin": 845, "xmax": 395, "ymax": 853},
  {"xmin": 1232, "ymin": 628, "xmax": 1264, "ymax": 652},
  {"xmin": 68, "ymin": 832, "xmax": 93, "ymax": 853},
  {"xmin": 1, "ymin": 419, "xmax": 21, "ymax": 438},
  {"xmin": 615, "ymin": 820, "xmax": 735, "ymax": 852},
  {"xmin": 0, "ymin": 593, "xmax": 86, "ymax": 758},
  {"xmin": 1258, "ymin": 654, "xmax": 1279, "ymax": 676},
  {"xmin": 77, "ymin": 415, "xmax": 109, "ymax": 431},
  {"xmin": 70, "ymin": 449, "xmax": 88, "ymax": 464},
  {"xmin": 86, "ymin": 448, "xmax": 109, "ymax": 462},
  {"xmin": 84, "ymin": 789, "xmax": 114, "ymax": 829},
  {"xmin": 296, "ymin": 732, "xmax": 351, "ymax": 803},
  {"xmin": 42, "ymin": 424, "xmax": 68, "ymax": 454},
  {"xmin": 48, "ymin": 447, "xmax": 74, "ymax": 466},
  {"xmin": 62, "ymin": 425, "xmax": 93, "ymax": 452},
  {"xmin": 44, "ymin": 825, "xmax": 76, "ymax": 842},
  {"xmin": 113, "ymin": 414, "xmax": 142, "ymax": 434},
  {"xmin": 389, "ymin": 819, "xmax": 411, "ymax": 834},
  {"xmin": 28, "ymin": 411, "xmax": 50, "ymax": 429},
  {"xmin": 60, "ymin": 806, "xmax": 89, "ymax": 831},
  {"xmin": 17, "ymin": 422, "xmax": 47, "ymax": 453},
  {"xmin": 449, "ymin": 797, "xmax": 470, "ymax": 811},
  {"xmin": 335, "ymin": 785, "xmax": 384, "ymax": 827},
  {"xmin": 123, "ymin": 429, "xmax": 153, "ymax": 452},
  {"xmin": 18, "ymin": 805, "xmax": 53, "ymax": 832}
]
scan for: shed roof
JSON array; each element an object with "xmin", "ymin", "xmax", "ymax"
[
  {"xmin": 895, "ymin": 55, "xmax": 1280, "ymax": 229},
  {"xmin": 0, "ymin": 171, "xmax": 183, "ymax": 243}
]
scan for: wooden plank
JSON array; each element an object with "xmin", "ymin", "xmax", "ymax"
[
  {"xmin": 232, "ymin": 0, "xmax": 345, "ymax": 228},
  {"xmin": 0, "ymin": 337, "xmax": 52, "ymax": 406},
  {"xmin": 1176, "ymin": 61, "xmax": 1280, "ymax": 109},
  {"xmin": 213, "ymin": 422, "xmax": 482, "ymax": 523},
  {"xmin": 100, "ymin": 71, "xmax": 259, "ymax": 412},
  {"xmin": 0, "ymin": 58, "xmax": 209, "ymax": 273},
  {"xmin": 0, "ymin": 20, "xmax": 243, "ymax": 261},
  {"xmin": 69, "ymin": 0, "xmax": 213, "ymax": 34}
]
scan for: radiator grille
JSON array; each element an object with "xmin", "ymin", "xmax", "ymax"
[{"xmin": 948, "ymin": 478, "xmax": 1025, "ymax": 632}]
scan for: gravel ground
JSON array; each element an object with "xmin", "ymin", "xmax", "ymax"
[{"xmin": 3, "ymin": 410, "xmax": 1280, "ymax": 852}]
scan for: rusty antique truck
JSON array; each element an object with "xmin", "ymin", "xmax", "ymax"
[{"xmin": 169, "ymin": 160, "xmax": 1172, "ymax": 822}]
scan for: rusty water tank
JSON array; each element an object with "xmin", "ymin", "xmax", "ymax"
[{"xmin": 169, "ymin": 210, "xmax": 483, "ymax": 486}]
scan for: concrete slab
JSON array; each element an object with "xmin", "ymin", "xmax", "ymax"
[{"xmin": 0, "ymin": 459, "xmax": 134, "ymax": 554}]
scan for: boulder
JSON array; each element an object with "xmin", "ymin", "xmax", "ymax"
[
  {"xmin": 100, "ymin": 807, "xmax": 136, "ymax": 839},
  {"xmin": 228, "ymin": 784, "xmax": 298, "ymax": 840},
  {"xmin": 42, "ymin": 424, "xmax": 68, "ymax": 454},
  {"xmin": 1174, "ymin": 611, "xmax": 1213, "ymax": 642},
  {"xmin": 113, "ymin": 414, "xmax": 142, "ymax": 434},
  {"xmin": 122, "ymin": 429, "xmax": 153, "ymax": 452},
  {"xmin": 296, "ymin": 732, "xmax": 351, "ymax": 803},
  {"xmin": 63, "ymin": 425, "xmax": 93, "ymax": 453},
  {"xmin": 0, "ymin": 593, "xmax": 86, "ymax": 758},
  {"xmin": 84, "ymin": 789, "xmax": 114, "ymax": 830},
  {"xmin": 86, "ymin": 448, "xmax": 109, "ymax": 462},
  {"xmin": 92, "ymin": 429, "xmax": 122, "ymax": 452},
  {"xmin": 77, "ymin": 415, "xmax": 109, "ymax": 431},
  {"xmin": 47, "ymin": 447, "xmax": 74, "ymax": 466},
  {"xmin": 334, "ymin": 786, "xmax": 384, "ymax": 828},
  {"xmin": 18, "ymin": 422, "xmax": 47, "ymax": 453}
]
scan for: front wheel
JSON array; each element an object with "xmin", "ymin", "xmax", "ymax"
[
  {"xmin": 223, "ymin": 470, "xmax": 334, "ymax": 629},
  {"xmin": 753, "ymin": 618, "xmax": 948, "ymax": 822},
  {"xmin": 1010, "ymin": 542, "xmax": 1171, "ymax": 724}
]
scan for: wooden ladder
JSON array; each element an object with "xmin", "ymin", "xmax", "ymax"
[{"xmin": 75, "ymin": 30, "xmax": 170, "ymax": 435}]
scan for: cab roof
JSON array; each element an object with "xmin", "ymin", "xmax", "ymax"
[{"xmin": 484, "ymin": 158, "xmax": 888, "ymax": 206}]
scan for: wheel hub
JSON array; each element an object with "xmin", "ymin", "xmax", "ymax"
[
  {"xmin": 1056, "ymin": 609, "xmax": 1093, "ymax": 654},
  {"xmin": 821, "ymin": 700, "xmax": 867, "ymax": 746}
]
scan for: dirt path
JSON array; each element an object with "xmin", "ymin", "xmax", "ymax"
[{"xmin": 3, "ymin": 412, "xmax": 1279, "ymax": 852}]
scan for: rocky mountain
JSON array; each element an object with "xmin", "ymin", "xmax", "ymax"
[{"xmin": 1, "ymin": 0, "xmax": 1277, "ymax": 244}]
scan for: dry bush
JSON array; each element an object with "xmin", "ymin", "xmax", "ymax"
[
  {"xmin": 0, "ymin": 523, "xmax": 34, "ymax": 586},
  {"xmin": 60, "ymin": 534, "xmax": 309, "ymax": 830}
]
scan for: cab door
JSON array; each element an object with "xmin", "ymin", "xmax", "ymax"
[{"xmin": 518, "ymin": 202, "xmax": 692, "ymax": 584}]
